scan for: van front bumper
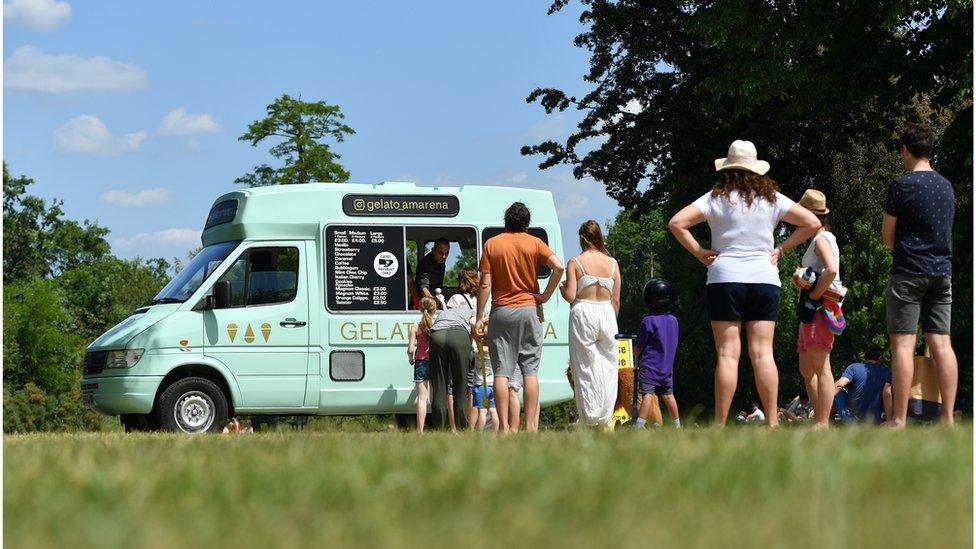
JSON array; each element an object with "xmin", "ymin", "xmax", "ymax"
[{"xmin": 80, "ymin": 376, "xmax": 163, "ymax": 415}]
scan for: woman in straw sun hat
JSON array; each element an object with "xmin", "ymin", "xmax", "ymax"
[
  {"xmin": 668, "ymin": 140, "xmax": 821, "ymax": 427},
  {"xmin": 793, "ymin": 189, "xmax": 843, "ymax": 428}
]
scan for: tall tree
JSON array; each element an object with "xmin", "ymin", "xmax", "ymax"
[
  {"xmin": 236, "ymin": 94, "xmax": 356, "ymax": 186},
  {"xmin": 525, "ymin": 0, "xmax": 973, "ymax": 412}
]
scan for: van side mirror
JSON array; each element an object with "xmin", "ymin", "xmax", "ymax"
[{"xmin": 213, "ymin": 281, "xmax": 232, "ymax": 309}]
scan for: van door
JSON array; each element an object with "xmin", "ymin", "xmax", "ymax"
[{"xmin": 202, "ymin": 242, "xmax": 309, "ymax": 408}]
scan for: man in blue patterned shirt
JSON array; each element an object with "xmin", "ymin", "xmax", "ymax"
[{"xmin": 881, "ymin": 122, "xmax": 957, "ymax": 427}]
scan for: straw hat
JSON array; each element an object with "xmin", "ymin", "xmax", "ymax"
[
  {"xmin": 714, "ymin": 140, "xmax": 770, "ymax": 175},
  {"xmin": 799, "ymin": 189, "xmax": 829, "ymax": 215}
]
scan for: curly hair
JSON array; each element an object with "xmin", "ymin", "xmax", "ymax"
[
  {"xmin": 711, "ymin": 168, "xmax": 779, "ymax": 207},
  {"xmin": 504, "ymin": 202, "xmax": 531, "ymax": 232},
  {"xmin": 457, "ymin": 268, "xmax": 478, "ymax": 296}
]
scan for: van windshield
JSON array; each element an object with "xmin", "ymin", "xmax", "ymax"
[{"xmin": 148, "ymin": 241, "xmax": 241, "ymax": 305}]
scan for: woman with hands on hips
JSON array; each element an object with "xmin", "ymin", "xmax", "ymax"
[{"xmin": 668, "ymin": 140, "xmax": 820, "ymax": 426}]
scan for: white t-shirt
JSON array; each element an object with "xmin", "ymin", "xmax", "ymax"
[
  {"xmin": 692, "ymin": 190, "xmax": 795, "ymax": 286},
  {"xmin": 446, "ymin": 293, "xmax": 476, "ymax": 310},
  {"xmin": 801, "ymin": 231, "xmax": 843, "ymax": 292}
]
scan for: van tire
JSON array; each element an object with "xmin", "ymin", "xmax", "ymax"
[{"xmin": 157, "ymin": 377, "xmax": 228, "ymax": 434}]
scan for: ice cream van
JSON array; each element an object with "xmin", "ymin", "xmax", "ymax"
[{"xmin": 80, "ymin": 182, "xmax": 572, "ymax": 433}]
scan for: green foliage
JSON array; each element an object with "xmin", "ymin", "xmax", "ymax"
[
  {"xmin": 5, "ymin": 429, "xmax": 971, "ymax": 547},
  {"xmin": 3, "ymin": 162, "xmax": 110, "ymax": 283},
  {"xmin": 2, "ymin": 165, "xmax": 175, "ymax": 432},
  {"xmin": 604, "ymin": 208, "xmax": 667, "ymax": 333},
  {"xmin": 55, "ymin": 257, "xmax": 172, "ymax": 342},
  {"xmin": 236, "ymin": 94, "xmax": 356, "ymax": 186},
  {"xmin": 444, "ymin": 248, "xmax": 478, "ymax": 286},
  {"xmin": 3, "ymin": 279, "xmax": 84, "ymax": 393},
  {"xmin": 3, "ymin": 383, "xmax": 102, "ymax": 433},
  {"xmin": 527, "ymin": 0, "xmax": 972, "ymax": 410}
]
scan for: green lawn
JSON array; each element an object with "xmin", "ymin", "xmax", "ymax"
[{"xmin": 4, "ymin": 427, "xmax": 972, "ymax": 549}]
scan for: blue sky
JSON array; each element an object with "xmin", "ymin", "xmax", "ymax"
[{"xmin": 3, "ymin": 0, "xmax": 621, "ymax": 262}]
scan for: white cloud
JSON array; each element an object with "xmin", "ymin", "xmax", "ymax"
[
  {"xmin": 114, "ymin": 228, "xmax": 201, "ymax": 250},
  {"xmin": 508, "ymin": 172, "xmax": 528, "ymax": 184},
  {"xmin": 3, "ymin": 0, "xmax": 70, "ymax": 30},
  {"xmin": 100, "ymin": 188, "xmax": 171, "ymax": 207},
  {"xmin": 53, "ymin": 115, "xmax": 146, "ymax": 156},
  {"xmin": 159, "ymin": 108, "xmax": 221, "ymax": 135},
  {"xmin": 4, "ymin": 45, "xmax": 148, "ymax": 92},
  {"xmin": 185, "ymin": 139, "xmax": 202, "ymax": 153},
  {"xmin": 555, "ymin": 193, "xmax": 590, "ymax": 218}
]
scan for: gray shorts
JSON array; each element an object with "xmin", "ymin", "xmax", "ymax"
[
  {"xmin": 488, "ymin": 306, "xmax": 542, "ymax": 379},
  {"xmin": 508, "ymin": 366, "xmax": 523, "ymax": 392},
  {"xmin": 886, "ymin": 275, "xmax": 952, "ymax": 334}
]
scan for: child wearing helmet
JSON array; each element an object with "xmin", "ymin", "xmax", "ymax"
[{"xmin": 634, "ymin": 279, "xmax": 681, "ymax": 428}]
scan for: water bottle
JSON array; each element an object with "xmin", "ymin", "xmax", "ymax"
[{"xmin": 800, "ymin": 268, "xmax": 818, "ymax": 287}]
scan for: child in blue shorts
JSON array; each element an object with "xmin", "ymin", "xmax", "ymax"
[
  {"xmin": 468, "ymin": 340, "xmax": 499, "ymax": 431},
  {"xmin": 635, "ymin": 279, "xmax": 681, "ymax": 428}
]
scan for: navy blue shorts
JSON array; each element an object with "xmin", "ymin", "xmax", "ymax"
[
  {"xmin": 706, "ymin": 283, "xmax": 781, "ymax": 322},
  {"xmin": 413, "ymin": 360, "xmax": 430, "ymax": 383},
  {"xmin": 639, "ymin": 382, "xmax": 673, "ymax": 396}
]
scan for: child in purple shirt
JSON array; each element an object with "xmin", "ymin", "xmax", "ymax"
[{"xmin": 634, "ymin": 279, "xmax": 681, "ymax": 428}]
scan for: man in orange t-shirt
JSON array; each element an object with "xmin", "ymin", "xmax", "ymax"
[{"xmin": 476, "ymin": 202, "xmax": 564, "ymax": 432}]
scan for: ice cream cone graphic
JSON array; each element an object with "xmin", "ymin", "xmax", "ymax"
[
  {"xmin": 244, "ymin": 324, "xmax": 255, "ymax": 343},
  {"xmin": 227, "ymin": 323, "xmax": 238, "ymax": 342},
  {"xmin": 261, "ymin": 323, "xmax": 271, "ymax": 342}
]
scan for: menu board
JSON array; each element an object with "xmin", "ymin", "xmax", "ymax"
[{"xmin": 326, "ymin": 225, "xmax": 406, "ymax": 311}]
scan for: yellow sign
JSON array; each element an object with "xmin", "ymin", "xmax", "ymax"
[
  {"xmin": 261, "ymin": 322, "xmax": 272, "ymax": 342},
  {"xmin": 227, "ymin": 323, "xmax": 238, "ymax": 342},
  {"xmin": 244, "ymin": 324, "xmax": 255, "ymax": 343},
  {"xmin": 617, "ymin": 338, "xmax": 634, "ymax": 370}
]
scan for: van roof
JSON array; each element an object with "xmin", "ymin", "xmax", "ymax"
[{"xmin": 201, "ymin": 181, "xmax": 559, "ymax": 245}]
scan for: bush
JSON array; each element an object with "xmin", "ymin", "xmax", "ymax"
[{"xmin": 3, "ymin": 383, "xmax": 102, "ymax": 433}]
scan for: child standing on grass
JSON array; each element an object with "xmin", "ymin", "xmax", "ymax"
[
  {"xmin": 468, "ymin": 338, "xmax": 500, "ymax": 431},
  {"xmin": 634, "ymin": 279, "xmax": 681, "ymax": 428},
  {"xmin": 408, "ymin": 297, "xmax": 437, "ymax": 433}
]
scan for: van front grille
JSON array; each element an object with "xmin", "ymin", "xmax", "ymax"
[{"xmin": 83, "ymin": 351, "xmax": 107, "ymax": 375}]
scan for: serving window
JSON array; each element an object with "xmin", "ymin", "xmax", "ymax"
[
  {"xmin": 324, "ymin": 224, "xmax": 477, "ymax": 312},
  {"xmin": 405, "ymin": 226, "xmax": 478, "ymax": 308}
]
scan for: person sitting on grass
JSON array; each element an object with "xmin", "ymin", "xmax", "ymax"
[
  {"xmin": 833, "ymin": 346, "xmax": 892, "ymax": 424},
  {"xmin": 778, "ymin": 388, "xmax": 813, "ymax": 422},
  {"xmin": 737, "ymin": 403, "xmax": 765, "ymax": 423},
  {"xmin": 634, "ymin": 278, "xmax": 681, "ymax": 429},
  {"xmin": 222, "ymin": 417, "xmax": 241, "ymax": 434}
]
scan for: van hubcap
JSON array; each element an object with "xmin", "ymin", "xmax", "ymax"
[{"xmin": 174, "ymin": 391, "xmax": 214, "ymax": 433}]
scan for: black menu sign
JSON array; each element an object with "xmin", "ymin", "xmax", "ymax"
[{"xmin": 326, "ymin": 225, "xmax": 406, "ymax": 311}]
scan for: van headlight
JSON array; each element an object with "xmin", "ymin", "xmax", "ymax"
[{"xmin": 105, "ymin": 349, "xmax": 145, "ymax": 369}]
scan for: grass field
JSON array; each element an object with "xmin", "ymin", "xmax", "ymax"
[{"xmin": 4, "ymin": 426, "xmax": 972, "ymax": 549}]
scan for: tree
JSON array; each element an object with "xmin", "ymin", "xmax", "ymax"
[
  {"xmin": 2, "ymin": 165, "xmax": 175, "ymax": 432},
  {"xmin": 3, "ymin": 163, "xmax": 111, "ymax": 283},
  {"xmin": 525, "ymin": 1, "xmax": 973, "ymax": 413},
  {"xmin": 236, "ymin": 94, "xmax": 356, "ymax": 186}
]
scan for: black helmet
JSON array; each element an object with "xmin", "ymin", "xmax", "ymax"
[{"xmin": 643, "ymin": 278, "xmax": 673, "ymax": 311}]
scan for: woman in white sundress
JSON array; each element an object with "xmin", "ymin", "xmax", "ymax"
[{"xmin": 559, "ymin": 220, "xmax": 621, "ymax": 427}]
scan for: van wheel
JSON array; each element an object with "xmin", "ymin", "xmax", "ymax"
[
  {"xmin": 157, "ymin": 377, "xmax": 228, "ymax": 434},
  {"xmin": 120, "ymin": 413, "xmax": 157, "ymax": 432}
]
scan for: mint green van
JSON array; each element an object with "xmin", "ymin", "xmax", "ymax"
[{"xmin": 81, "ymin": 182, "xmax": 572, "ymax": 433}]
